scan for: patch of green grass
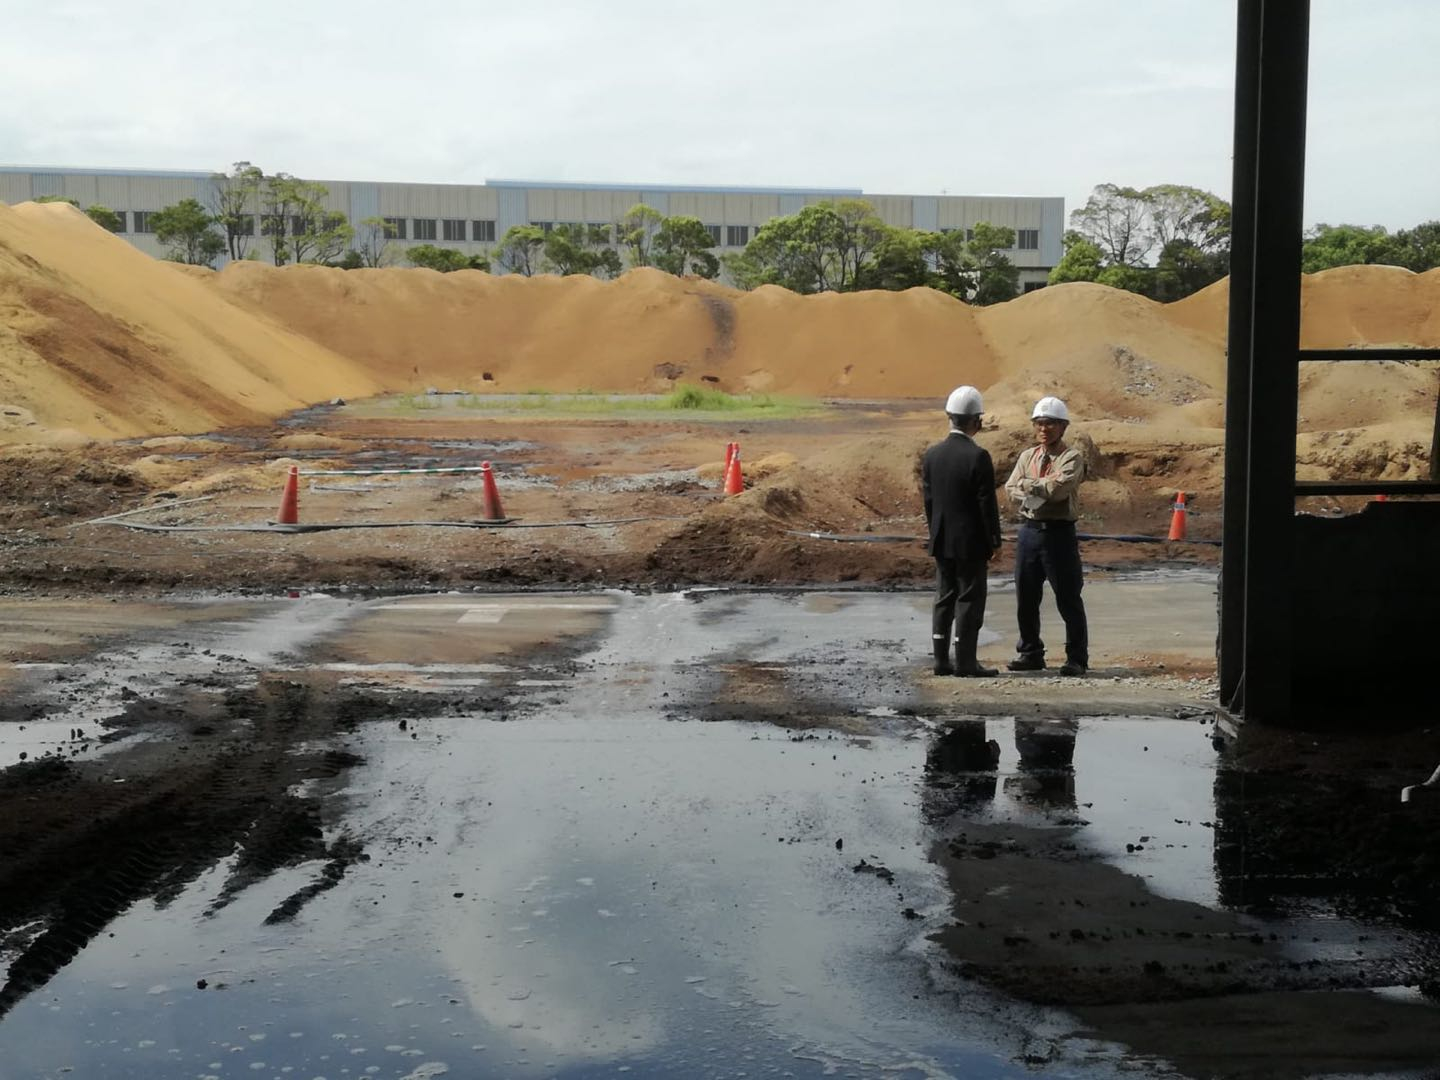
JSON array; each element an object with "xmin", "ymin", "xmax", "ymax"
[
  {"xmin": 392, "ymin": 392, "xmax": 442, "ymax": 412},
  {"xmin": 373, "ymin": 384, "xmax": 823, "ymax": 420}
]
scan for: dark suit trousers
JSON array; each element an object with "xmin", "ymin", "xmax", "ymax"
[
  {"xmin": 1014, "ymin": 522, "xmax": 1089, "ymax": 666},
  {"xmin": 932, "ymin": 557, "xmax": 988, "ymax": 667}
]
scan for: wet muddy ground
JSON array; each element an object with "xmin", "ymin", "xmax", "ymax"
[{"xmin": 0, "ymin": 581, "xmax": 1437, "ymax": 1079}]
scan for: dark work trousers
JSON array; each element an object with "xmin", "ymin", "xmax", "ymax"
[
  {"xmin": 932, "ymin": 557, "xmax": 989, "ymax": 668},
  {"xmin": 1013, "ymin": 521, "xmax": 1089, "ymax": 667}
]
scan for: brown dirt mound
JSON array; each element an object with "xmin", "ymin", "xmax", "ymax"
[{"xmin": 1, "ymin": 199, "xmax": 1436, "ymax": 473}]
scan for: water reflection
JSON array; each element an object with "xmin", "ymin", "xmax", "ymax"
[
  {"xmin": 922, "ymin": 720, "xmax": 998, "ymax": 820},
  {"xmin": 1003, "ymin": 719, "xmax": 1077, "ymax": 811}
]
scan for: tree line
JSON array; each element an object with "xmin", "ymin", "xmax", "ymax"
[
  {"xmin": 37, "ymin": 166, "xmax": 1440, "ymax": 302},
  {"xmin": 1054, "ymin": 182, "xmax": 1440, "ymax": 301}
]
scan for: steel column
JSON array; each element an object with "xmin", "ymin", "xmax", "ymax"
[
  {"xmin": 1219, "ymin": 0, "xmax": 1264, "ymax": 708},
  {"xmin": 1241, "ymin": 0, "xmax": 1311, "ymax": 722}
]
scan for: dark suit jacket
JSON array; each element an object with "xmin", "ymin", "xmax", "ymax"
[{"xmin": 922, "ymin": 431, "xmax": 1002, "ymax": 562}]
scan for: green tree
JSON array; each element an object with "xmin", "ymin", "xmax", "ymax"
[
  {"xmin": 406, "ymin": 244, "xmax": 490, "ymax": 272},
  {"xmin": 542, "ymin": 223, "xmax": 622, "ymax": 277},
  {"xmin": 1301, "ymin": 223, "xmax": 1403, "ymax": 272},
  {"xmin": 152, "ymin": 198, "xmax": 225, "ymax": 266},
  {"xmin": 34, "ymin": 195, "xmax": 79, "ymax": 206},
  {"xmin": 1142, "ymin": 184, "xmax": 1231, "ymax": 254},
  {"xmin": 209, "ymin": 161, "xmax": 263, "ymax": 260},
  {"xmin": 733, "ymin": 202, "xmax": 879, "ymax": 293},
  {"xmin": 1390, "ymin": 221, "xmax": 1440, "ymax": 272},
  {"xmin": 925, "ymin": 223, "xmax": 1018, "ymax": 304},
  {"xmin": 617, "ymin": 205, "xmax": 664, "ymax": 268},
  {"xmin": 493, "ymin": 225, "xmax": 546, "ymax": 276},
  {"xmin": 1071, "ymin": 183, "xmax": 1154, "ymax": 267},
  {"xmin": 1048, "ymin": 230, "xmax": 1105, "ymax": 284},
  {"xmin": 352, "ymin": 216, "xmax": 397, "ymax": 268},
  {"xmin": 85, "ymin": 205, "xmax": 123, "ymax": 232},
  {"xmin": 256, "ymin": 173, "xmax": 351, "ymax": 265},
  {"xmin": 1153, "ymin": 239, "xmax": 1227, "ymax": 301},
  {"xmin": 856, "ymin": 228, "xmax": 931, "ymax": 291},
  {"xmin": 965, "ymin": 223, "xmax": 1019, "ymax": 305},
  {"xmin": 1096, "ymin": 263, "xmax": 1152, "ymax": 295},
  {"xmin": 653, "ymin": 216, "xmax": 719, "ymax": 278}
]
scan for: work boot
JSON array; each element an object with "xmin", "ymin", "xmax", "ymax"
[
  {"xmin": 954, "ymin": 641, "xmax": 997, "ymax": 677},
  {"xmin": 1007, "ymin": 655, "xmax": 1045, "ymax": 672},
  {"xmin": 932, "ymin": 641, "xmax": 954, "ymax": 677},
  {"xmin": 1059, "ymin": 660, "xmax": 1088, "ymax": 677}
]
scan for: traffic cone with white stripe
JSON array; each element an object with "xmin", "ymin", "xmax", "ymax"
[{"xmin": 1167, "ymin": 490, "xmax": 1188, "ymax": 541}]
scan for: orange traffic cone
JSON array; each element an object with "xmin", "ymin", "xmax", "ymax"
[
  {"xmin": 1374, "ymin": 493, "xmax": 1389, "ymax": 503},
  {"xmin": 276, "ymin": 465, "xmax": 299, "ymax": 525},
  {"xmin": 479, "ymin": 460, "xmax": 506, "ymax": 521},
  {"xmin": 724, "ymin": 447, "xmax": 744, "ymax": 496},
  {"xmin": 724, "ymin": 441, "xmax": 737, "ymax": 476},
  {"xmin": 1167, "ymin": 490, "xmax": 1187, "ymax": 541}
]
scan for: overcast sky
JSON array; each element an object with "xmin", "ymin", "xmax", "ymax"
[{"xmin": 1, "ymin": 0, "xmax": 1434, "ymax": 229}]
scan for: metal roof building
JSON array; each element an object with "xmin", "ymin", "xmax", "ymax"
[{"xmin": 0, "ymin": 166, "xmax": 1063, "ymax": 287}]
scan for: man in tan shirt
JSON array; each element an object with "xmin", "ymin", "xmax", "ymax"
[{"xmin": 1003, "ymin": 396, "xmax": 1089, "ymax": 676}]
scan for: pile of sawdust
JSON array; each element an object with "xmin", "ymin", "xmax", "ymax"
[
  {"xmin": 0, "ymin": 201, "xmax": 381, "ymax": 443},
  {"xmin": 2, "ymin": 199, "xmax": 1438, "ymax": 482}
]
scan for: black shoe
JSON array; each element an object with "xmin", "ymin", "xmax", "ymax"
[
  {"xmin": 953, "ymin": 665, "xmax": 998, "ymax": 678},
  {"xmin": 1059, "ymin": 661, "xmax": 1088, "ymax": 677},
  {"xmin": 1007, "ymin": 656, "xmax": 1045, "ymax": 672},
  {"xmin": 933, "ymin": 660, "xmax": 955, "ymax": 676}
]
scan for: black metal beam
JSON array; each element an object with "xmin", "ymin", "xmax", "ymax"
[
  {"xmin": 1299, "ymin": 349, "xmax": 1440, "ymax": 362},
  {"xmin": 1295, "ymin": 480, "xmax": 1440, "ymax": 496},
  {"xmin": 1241, "ymin": 0, "xmax": 1311, "ymax": 723},
  {"xmin": 1218, "ymin": 0, "xmax": 1264, "ymax": 708}
]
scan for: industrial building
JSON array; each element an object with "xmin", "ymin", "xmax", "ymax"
[{"xmin": 0, "ymin": 166, "xmax": 1063, "ymax": 287}]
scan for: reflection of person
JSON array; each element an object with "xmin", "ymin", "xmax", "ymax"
[
  {"xmin": 1003, "ymin": 396, "xmax": 1089, "ymax": 677},
  {"xmin": 923, "ymin": 720, "xmax": 1001, "ymax": 819},
  {"xmin": 922, "ymin": 386, "xmax": 1002, "ymax": 677},
  {"xmin": 1004, "ymin": 718, "xmax": 1077, "ymax": 809}
]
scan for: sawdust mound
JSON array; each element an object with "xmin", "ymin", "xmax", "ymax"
[
  {"xmin": 3, "ymin": 199, "xmax": 1439, "ymax": 455},
  {"xmin": 0, "ymin": 202, "xmax": 381, "ymax": 442},
  {"xmin": 207, "ymin": 264, "xmax": 997, "ymax": 399}
]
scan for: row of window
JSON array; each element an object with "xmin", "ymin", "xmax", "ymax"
[
  {"xmin": 529, "ymin": 221, "xmax": 752, "ymax": 247},
  {"xmin": 937, "ymin": 226, "xmax": 1041, "ymax": 251},
  {"xmin": 107, "ymin": 213, "xmax": 1042, "ymax": 251}
]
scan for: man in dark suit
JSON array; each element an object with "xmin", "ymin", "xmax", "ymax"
[{"xmin": 922, "ymin": 386, "xmax": 1002, "ymax": 677}]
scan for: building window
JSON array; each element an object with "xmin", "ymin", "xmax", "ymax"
[
  {"xmin": 442, "ymin": 218, "xmax": 466, "ymax": 241},
  {"xmin": 704, "ymin": 224, "xmax": 721, "ymax": 246},
  {"xmin": 112, "ymin": 211, "xmax": 127, "ymax": 233},
  {"xmin": 290, "ymin": 214, "xmax": 307, "ymax": 236},
  {"xmin": 261, "ymin": 214, "xmax": 283, "ymax": 237},
  {"xmin": 1018, "ymin": 229, "xmax": 1040, "ymax": 250},
  {"xmin": 472, "ymin": 219, "xmax": 496, "ymax": 242},
  {"xmin": 413, "ymin": 218, "xmax": 437, "ymax": 241},
  {"xmin": 1023, "ymin": 281, "xmax": 1047, "ymax": 293},
  {"xmin": 382, "ymin": 216, "xmax": 407, "ymax": 240},
  {"xmin": 132, "ymin": 211, "xmax": 156, "ymax": 234},
  {"xmin": 726, "ymin": 225, "xmax": 749, "ymax": 247},
  {"xmin": 965, "ymin": 228, "xmax": 975, "ymax": 242},
  {"xmin": 531, "ymin": 221, "xmax": 554, "ymax": 233},
  {"xmin": 235, "ymin": 213, "xmax": 255, "ymax": 236}
]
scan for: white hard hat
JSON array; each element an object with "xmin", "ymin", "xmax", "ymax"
[
  {"xmin": 945, "ymin": 385, "xmax": 984, "ymax": 416},
  {"xmin": 1031, "ymin": 396, "xmax": 1070, "ymax": 422}
]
